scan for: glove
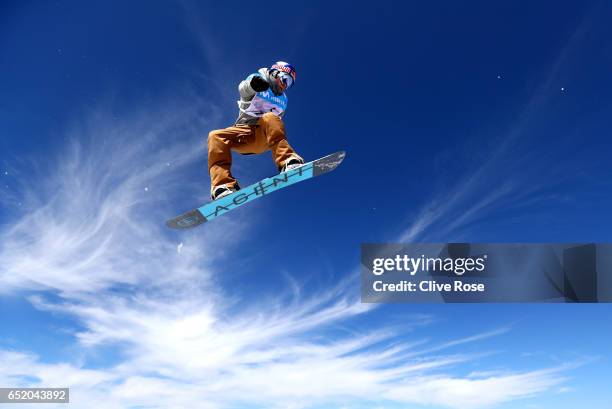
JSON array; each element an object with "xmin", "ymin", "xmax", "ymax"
[{"xmin": 250, "ymin": 75, "xmax": 269, "ymax": 92}]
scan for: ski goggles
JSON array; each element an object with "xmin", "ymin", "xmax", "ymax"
[
  {"xmin": 272, "ymin": 71, "xmax": 294, "ymax": 91},
  {"xmin": 279, "ymin": 72, "xmax": 294, "ymax": 89}
]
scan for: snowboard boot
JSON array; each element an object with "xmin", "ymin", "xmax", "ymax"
[
  {"xmin": 211, "ymin": 183, "xmax": 240, "ymax": 201},
  {"xmin": 280, "ymin": 155, "xmax": 305, "ymax": 173}
]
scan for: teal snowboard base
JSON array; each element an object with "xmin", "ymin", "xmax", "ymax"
[{"xmin": 166, "ymin": 151, "xmax": 346, "ymax": 230}]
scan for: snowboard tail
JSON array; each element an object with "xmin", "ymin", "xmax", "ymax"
[{"xmin": 166, "ymin": 151, "xmax": 345, "ymax": 230}]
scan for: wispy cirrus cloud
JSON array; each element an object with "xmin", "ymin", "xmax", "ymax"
[
  {"xmin": 384, "ymin": 366, "xmax": 570, "ymax": 408},
  {"xmin": 0, "ymin": 98, "xmax": 224, "ymax": 296},
  {"xmin": 0, "ymin": 97, "xmax": 577, "ymax": 409}
]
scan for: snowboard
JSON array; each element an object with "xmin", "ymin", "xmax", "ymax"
[{"xmin": 166, "ymin": 151, "xmax": 346, "ymax": 230}]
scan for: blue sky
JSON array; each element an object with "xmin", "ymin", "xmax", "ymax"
[{"xmin": 1, "ymin": 1, "xmax": 612, "ymax": 408}]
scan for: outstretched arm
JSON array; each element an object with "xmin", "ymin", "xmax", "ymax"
[{"xmin": 238, "ymin": 69, "xmax": 269, "ymax": 99}]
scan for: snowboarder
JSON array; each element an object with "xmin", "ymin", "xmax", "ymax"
[{"xmin": 207, "ymin": 61, "xmax": 304, "ymax": 200}]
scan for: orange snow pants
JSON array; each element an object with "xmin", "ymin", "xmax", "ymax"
[{"xmin": 207, "ymin": 113, "xmax": 301, "ymax": 192}]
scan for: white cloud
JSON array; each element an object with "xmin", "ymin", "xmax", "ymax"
[{"xmin": 384, "ymin": 368, "xmax": 568, "ymax": 408}]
